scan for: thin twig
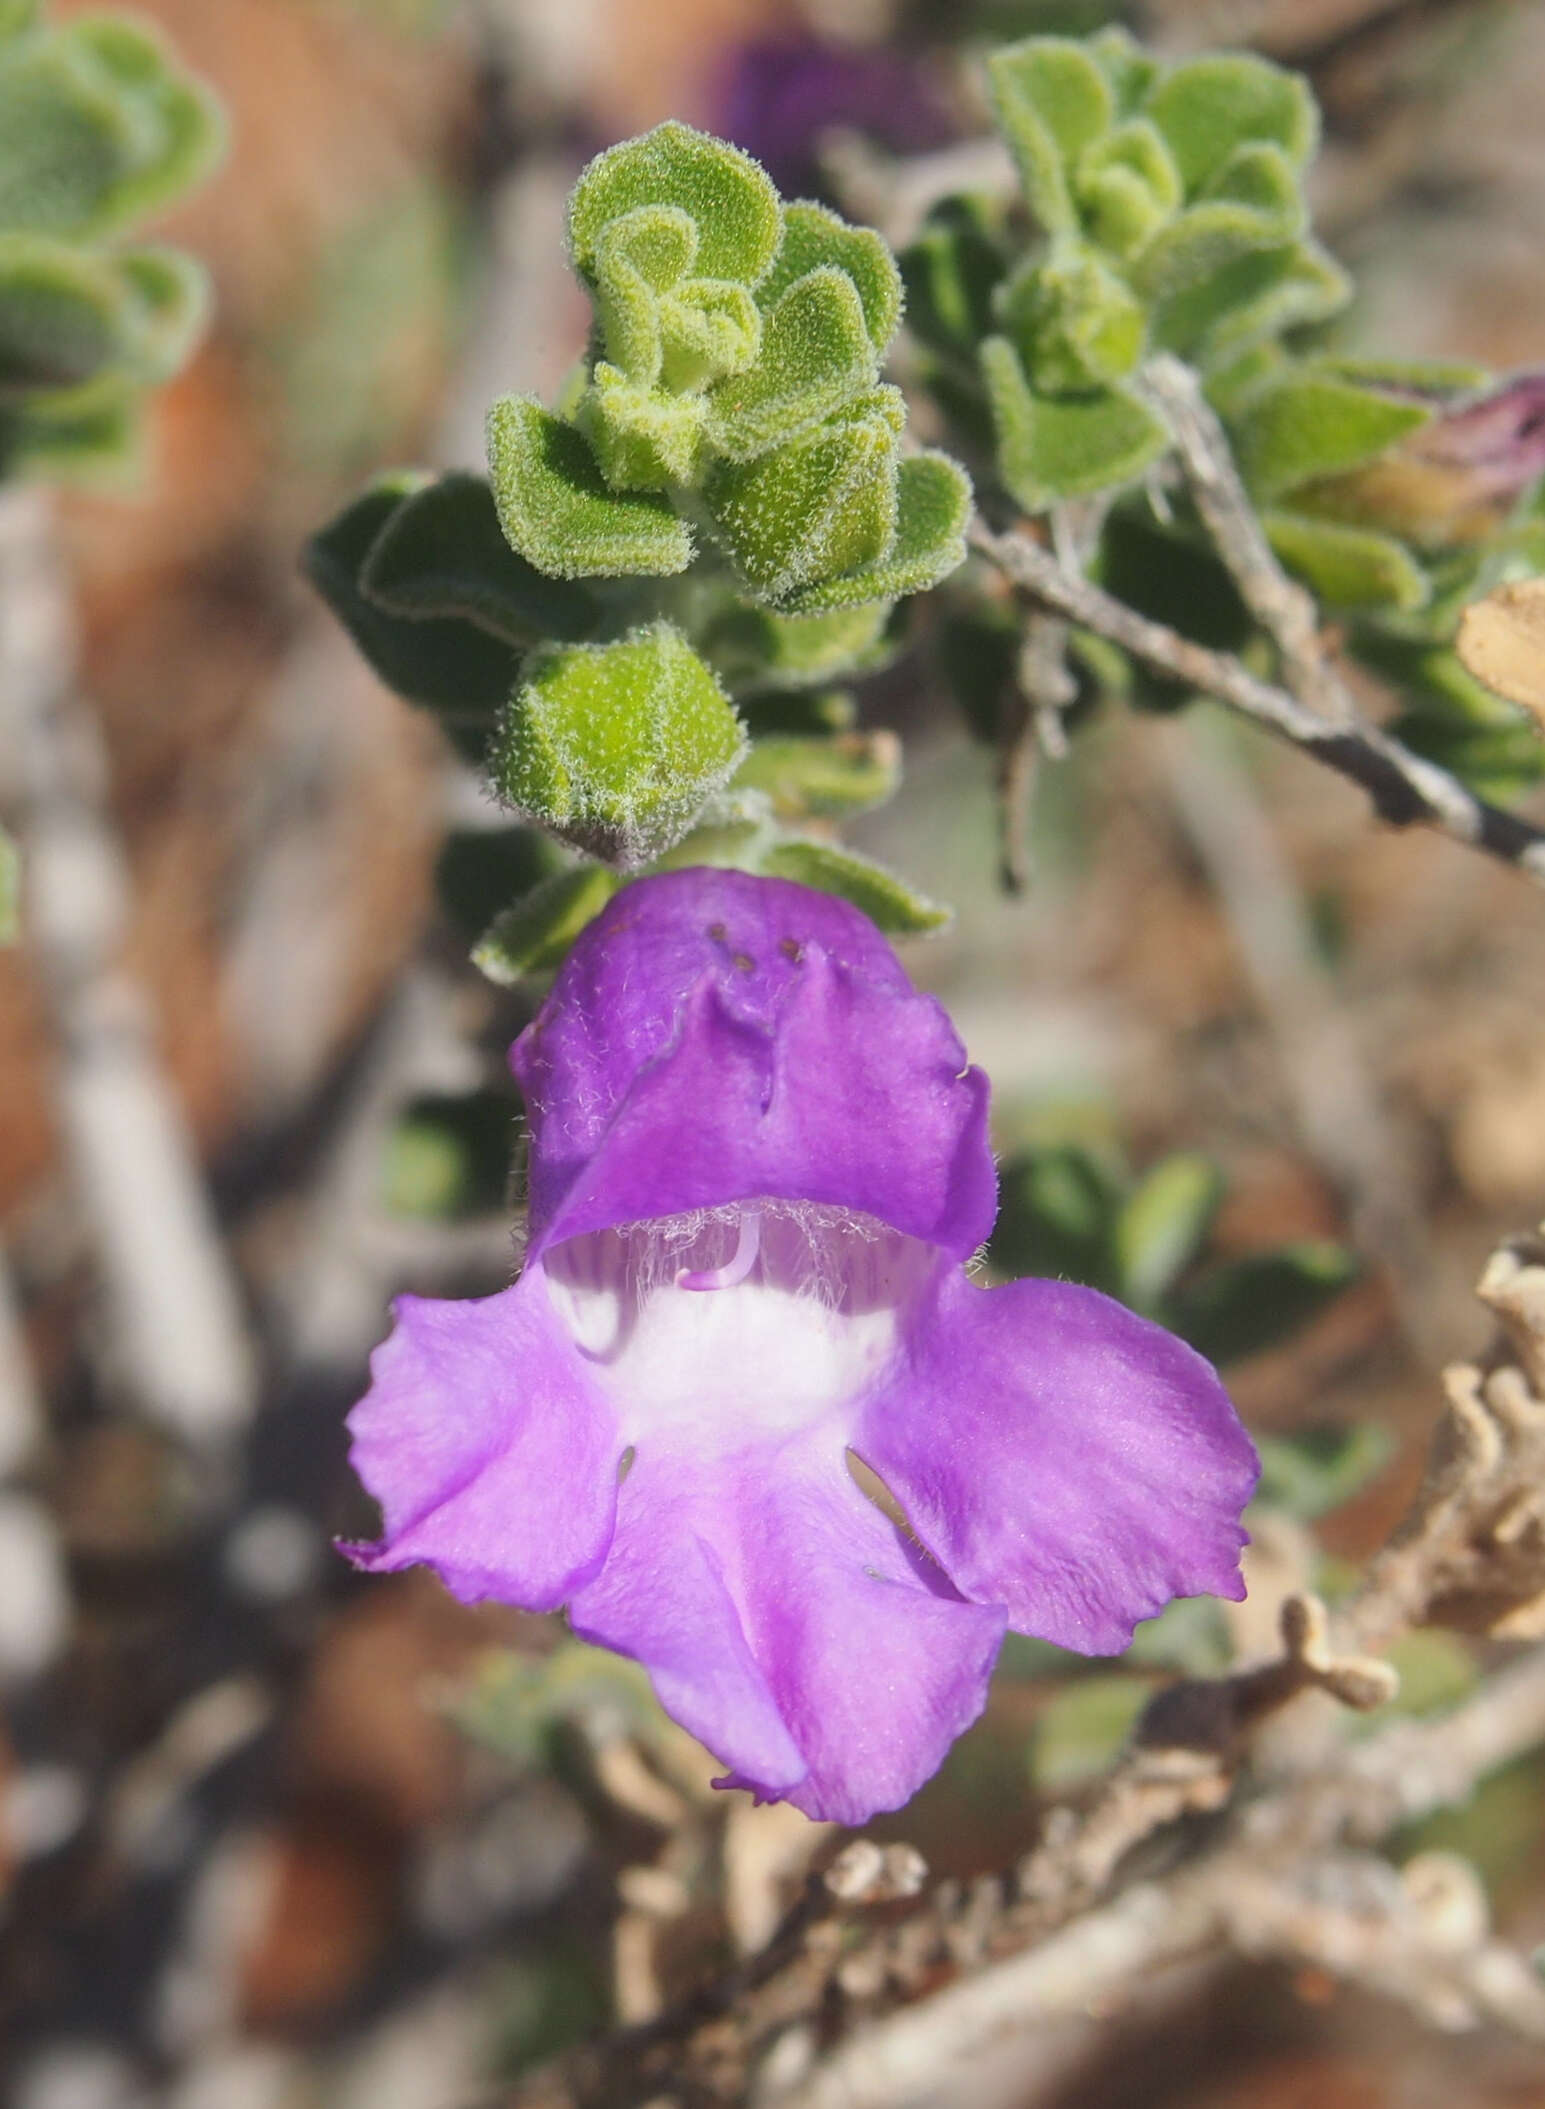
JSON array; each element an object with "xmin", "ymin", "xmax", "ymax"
[
  {"xmin": 970, "ymin": 518, "xmax": 1545, "ymax": 885},
  {"xmin": 0, "ymin": 487, "xmax": 255, "ymax": 1445},
  {"xmin": 1138, "ymin": 354, "xmax": 1354, "ymax": 725}
]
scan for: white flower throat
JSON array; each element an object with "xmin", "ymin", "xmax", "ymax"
[{"xmin": 541, "ymin": 1202, "xmax": 931, "ymax": 1448}]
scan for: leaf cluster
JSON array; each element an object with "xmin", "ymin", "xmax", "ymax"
[
  {"xmin": 308, "ymin": 121, "xmax": 967, "ymax": 955},
  {"xmin": 910, "ymin": 29, "xmax": 1545, "ymax": 806},
  {"xmin": 0, "ymin": 1, "xmax": 222, "ymax": 480}
]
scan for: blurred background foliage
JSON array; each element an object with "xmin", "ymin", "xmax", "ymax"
[{"xmin": 3, "ymin": 3, "xmax": 1545, "ymax": 2108}]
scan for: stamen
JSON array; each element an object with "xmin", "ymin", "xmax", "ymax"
[{"xmin": 677, "ymin": 1207, "xmax": 762, "ymax": 1292}]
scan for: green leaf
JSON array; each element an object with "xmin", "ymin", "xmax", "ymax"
[
  {"xmin": 697, "ymin": 598, "xmax": 894, "ymax": 691},
  {"xmin": 999, "ymin": 243, "xmax": 1146, "ymax": 392},
  {"xmin": 1087, "ymin": 26, "xmax": 1159, "ymax": 114},
  {"xmin": 568, "ymin": 121, "xmax": 780, "ymax": 287},
  {"xmin": 989, "ymin": 36, "xmax": 1114, "ymax": 233},
  {"xmin": 758, "ymin": 200, "xmax": 902, "ymax": 353},
  {"xmin": 360, "ymin": 471, "xmax": 601, "ymax": 644},
  {"xmin": 303, "ymin": 476, "xmax": 522, "ymax": 725},
  {"xmin": 709, "ymin": 266, "xmax": 877, "ymax": 461},
  {"xmin": 590, "ymin": 202, "xmax": 696, "ymax": 382},
  {"xmin": 1168, "ymin": 1240, "xmax": 1360, "ymax": 1366},
  {"xmin": 0, "ymin": 371, "xmax": 137, "ymax": 476},
  {"xmin": 775, "ymin": 449, "xmax": 971, "ymax": 613},
  {"xmin": 1075, "ymin": 119, "xmax": 1181, "ymax": 258},
  {"xmin": 1314, "ymin": 354, "xmax": 1492, "ymax": 395},
  {"xmin": 1133, "ymin": 161, "xmax": 1306, "ymax": 304},
  {"xmin": 657, "ymin": 276, "xmax": 761, "ymax": 393},
  {"xmin": 0, "ymin": 820, "xmax": 17, "ymax": 943},
  {"xmin": 1252, "ymin": 1423, "xmax": 1394, "ymax": 1521},
  {"xmin": 732, "ymin": 731, "xmax": 899, "ymax": 819},
  {"xmin": 756, "ymin": 837, "xmax": 948, "ymax": 932},
  {"xmin": 472, "ymin": 863, "xmax": 623, "ymax": 984},
  {"xmin": 989, "ymin": 1142, "xmax": 1121, "ymax": 1292},
  {"xmin": 1263, "ymin": 509, "xmax": 1429, "ymax": 612},
  {"xmin": 1233, "ymin": 372, "xmax": 1431, "ymax": 501},
  {"xmin": 1032, "ymin": 1674, "xmax": 1148, "ymax": 1788},
  {"xmin": 983, "ymin": 334, "xmax": 1169, "ymax": 511},
  {"xmin": 1114, "ymin": 1151, "xmax": 1224, "ymax": 1309},
  {"xmin": 435, "ymin": 825, "xmax": 564, "ymax": 941},
  {"xmin": 0, "ymin": 2, "xmax": 39, "ymax": 39},
  {"xmin": 113, "ymin": 246, "xmax": 208, "ymax": 381},
  {"xmin": 1147, "ymin": 51, "xmax": 1317, "ymax": 194},
  {"xmin": 382, "ymin": 1090, "xmax": 516, "ymax": 1220},
  {"xmin": 899, "ymin": 200, "xmax": 1006, "ymax": 360},
  {"xmin": 0, "ymin": 15, "xmax": 223, "ymax": 240},
  {"xmin": 1153, "ymin": 238, "xmax": 1350, "ymax": 367},
  {"xmin": 580, "ymin": 363, "xmax": 707, "ymax": 489},
  {"xmin": 705, "ymin": 407, "xmax": 898, "ymax": 603},
  {"xmin": 486, "ymin": 395, "xmax": 693, "ymax": 579},
  {"xmin": 0, "ymin": 235, "xmax": 121, "ymax": 391},
  {"xmin": 488, "ymin": 621, "xmax": 747, "ymax": 866}
]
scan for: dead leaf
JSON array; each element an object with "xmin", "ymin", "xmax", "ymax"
[{"xmin": 1455, "ymin": 577, "xmax": 1545, "ymax": 721}]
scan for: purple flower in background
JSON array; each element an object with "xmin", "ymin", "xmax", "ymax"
[
  {"xmin": 717, "ymin": 37, "xmax": 955, "ymax": 202},
  {"xmin": 345, "ymin": 870, "xmax": 1257, "ymax": 1824}
]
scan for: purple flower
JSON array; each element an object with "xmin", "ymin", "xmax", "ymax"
[
  {"xmin": 344, "ymin": 870, "xmax": 1258, "ymax": 1824},
  {"xmin": 716, "ymin": 37, "xmax": 955, "ymax": 202}
]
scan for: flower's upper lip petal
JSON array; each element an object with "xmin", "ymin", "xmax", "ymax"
[
  {"xmin": 342, "ymin": 1273, "xmax": 624, "ymax": 1610},
  {"xmin": 524, "ymin": 949, "xmax": 994, "ymax": 1262},
  {"xmin": 568, "ymin": 1427, "xmax": 1005, "ymax": 1824},
  {"xmin": 853, "ymin": 1269, "xmax": 1260, "ymax": 1656},
  {"xmin": 511, "ymin": 866, "xmax": 994, "ymax": 1259}
]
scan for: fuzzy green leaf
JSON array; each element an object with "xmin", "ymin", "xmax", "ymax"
[
  {"xmin": 488, "ymin": 621, "xmax": 746, "ymax": 866},
  {"xmin": 360, "ymin": 471, "xmax": 600, "ymax": 644},
  {"xmin": 0, "ymin": 372, "xmax": 136, "ymax": 476},
  {"xmin": 708, "ymin": 266, "xmax": 877, "ymax": 461},
  {"xmin": 1147, "ymin": 51, "xmax": 1317, "ymax": 194},
  {"xmin": 776, "ymin": 450, "xmax": 971, "ymax": 614},
  {"xmin": 1152, "ymin": 237, "xmax": 1349, "ymax": 367},
  {"xmin": 705, "ymin": 408, "xmax": 898, "ymax": 603},
  {"xmin": 697, "ymin": 598, "xmax": 894, "ymax": 691},
  {"xmin": 999, "ymin": 243, "xmax": 1146, "ymax": 392},
  {"xmin": 658, "ymin": 277, "xmax": 760, "ymax": 394},
  {"xmin": 486, "ymin": 395, "xmax": 692, "ymax": 579},
  {"xmin": 899, "ymin": 201, "xmax": 1006, "ymax": 360},
  {"xmin": 1133, "ymin": 151, "xmax": 1305, "ymax": 303},
  {"xmin": 756, "ymin": 836, "xmax": 948, "ymax": 932},
  {"xmin": 0, "ymin": 235, "xmax": 121, "ymax": 391},
  {"xmin": 568, "ymin": 121, "xmax": 780, "ymax": 287},
  {"xmin": 1076, "ymin": 119, "xmax": 1181, "ymax": 258},
  {"xmin": 1169, "ymin": 1240, "xmax": 1360, "ymax": 1365},
  {"xmin": 589, "ymin": 204, "xmax": 694, "ymax": 384},
  {"xmin": 983, "ymin": 334, "xmax": 1168, "ymax": 511},
  {"xmin": 580, "ymin": 363, "xmax": 707, "ymax": 489},
  {"xmin": 0, "ymin": 16, "xmax": 223, "ymax": 241},
  {"xmin": 304, "ymin": 477, "xmax": 521, "ymax": 727},
  {"xmin": 1087, "ymin": 25, "xmax": 1159, "ymax": 113},
  {"xmin": 989, "ymin": 36, "xmax": 1114, "ymax": 233},
  {"xmin": 1114, "ymin": 1151, "xmax": 1224, "ymax": 1309},
  {"xmin": 1263, "ymin": 509, "xmax": 1429, "ymax": 611},
  {"xmin": 1234, "ymin": 371, "xmax": 1431, "ymax": 500},
  {"xmin": 472, "ymin": 864, "xmax": 623, "ymax": 985},
  {"xmin": 757, "ymin": 200, "xmax": 902, "ymax": 353},
  {"xmin": 732, "ymin": 730, "xmax": 899, "ymax": 819},
  {"xmin": 113, "ymin": 246, "xmax": 208, "ymax": 379}
]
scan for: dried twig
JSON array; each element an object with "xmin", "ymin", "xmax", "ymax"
[
  {"xmin": 970, "ymin": 518, "xmax": 1545, "ymax": 885},
  {"xmin": 0, "ymin": 486, "xmax": 254, "ymax": 1445},
  {"xmin": 1138, "ymin": 354, "xmax": 1354, "ymax": 725}
]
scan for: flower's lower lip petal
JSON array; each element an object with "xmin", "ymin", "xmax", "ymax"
[
  {"xmin": 568, "ymin": 1435, "xmax": 1006, "ymax": 1826},
  {"xmin": 344, "ymin": 1278, "xmax": 623, "ymax": 1610},
  {"xmin": 854, "ymin": 1271, "xmax": 1260, "ymax": 1657}
]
